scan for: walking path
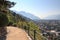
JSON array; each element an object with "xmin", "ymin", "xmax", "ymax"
[{"xmin": 6, "ymin": 26, "xmax": 31, "ymax": 40}]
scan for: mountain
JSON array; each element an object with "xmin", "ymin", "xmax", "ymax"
[
  {"xmin": 44, "ymin": 14, "xmax": 60, "ymax": 20},
  {"xmin": 14, "ymin": 11, "xmax": 40, "ymax": 20}
]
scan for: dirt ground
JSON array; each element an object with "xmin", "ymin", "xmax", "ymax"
[{"xmin": 6, "ymin": 26, "xmax": 30, "ymax": 40}]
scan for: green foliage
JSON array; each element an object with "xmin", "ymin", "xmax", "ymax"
[
  {"xmin": 0, "ymin": 13, "xmax": 9, "ymax": 27},
  {"xmin": 7, "ymin": 12, "xmax": 15, "ymax": 23},
  {"xmin": 0, "ymin": 0, "xmax": 15, "ymax": 9},
  {"xmin": 28, "ymin": 21, "xmax": 40, "ymax": 31},
  {"xmin": 0, "ymin": 0, "xmax": 16, "ymax": 27},
  {"xmin": 7, "ymin": 21, "xmax": 13, "ymax": 26},
  {"xmin": 21, "ymin": 21, "xmax": 45, "ymax": 40}
]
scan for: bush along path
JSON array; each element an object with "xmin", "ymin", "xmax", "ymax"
[{"xmin": 6, "ymin": 26, "xmax": 32, "ymax": 40}]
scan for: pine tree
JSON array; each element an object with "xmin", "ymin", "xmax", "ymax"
[
  {"xmin": 0, "ymin": 0, "xmax": 15, "ymax": 13},
  {"xmin": 0, "ymin": 0, "xmax": 15, "ymax": 39}
]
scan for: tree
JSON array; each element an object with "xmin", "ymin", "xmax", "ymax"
[
  {"xmin": 0, "ymin": 0, "xmax": 15, "ymax": 39},
  {"xmin": 0, "ymin": 13, "xmax": 9, "ymax": 27},
  {"xmin": 0, "ymin": 0, "xmax": 15, "ymax": 13}
]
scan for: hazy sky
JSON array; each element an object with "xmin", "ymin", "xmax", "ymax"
[{"xmin": 9, "ymin": 0, "xmax": 60, "ymax": 19}]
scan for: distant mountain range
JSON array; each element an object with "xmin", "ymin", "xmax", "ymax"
[
  {"xmin": 13, "ymin": 10, "xmax": 60, "ymax": 20},
  {"xmin": 44, "ymin": 14, "xmax": 60, "ymax": 20},
  {"xmin": 14, "ymin": 11, "xmax": 40, "ymax": 20}
]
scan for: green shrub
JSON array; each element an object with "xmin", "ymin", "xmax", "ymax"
[
  {"xmin": 0, "ymin": 13, "xmax": 9, "ymax": 27},
  {"xmin": 7, "ymin": 22, "xmax": 13, "ymax": 26},
  {"xmin": 12, "ymin": 23, "xmax": 17, "ymax": 27}
]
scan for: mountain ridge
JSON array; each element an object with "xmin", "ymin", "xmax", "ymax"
[{"xmin": 13, "ymin": 11, "xmax": 40, "ymax": 20}]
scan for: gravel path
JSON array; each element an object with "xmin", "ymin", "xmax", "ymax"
[{"xmin": 6, "ymin": 26, "xmax": 31, "ymax": 40}]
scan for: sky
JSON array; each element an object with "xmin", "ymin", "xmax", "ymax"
[{"xmin": 9, "ymin": 0, "xmax": 60, "ymax": 19}]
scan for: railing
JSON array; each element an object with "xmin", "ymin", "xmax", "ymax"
[{"xmin": 20, "ymin": 26, "xmax": 47, "ymax": 40}]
